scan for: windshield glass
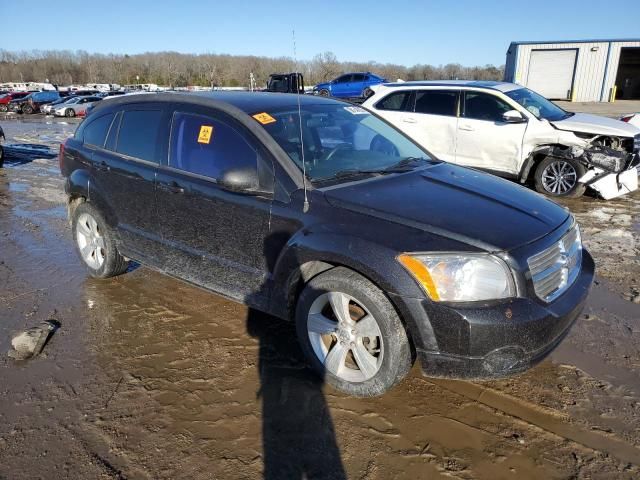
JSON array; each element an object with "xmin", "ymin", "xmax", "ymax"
[
  {"xmin": 505, "ymin": 88, "xmax": 571, "ymax": 121},
  {"xmin": 258, "ymin": 103, "xmax": 431, "ymax": 183}
]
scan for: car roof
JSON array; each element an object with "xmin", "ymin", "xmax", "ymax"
[
  {"xmin": 94, "ymin": 91, "xmax": 348, "ymax": 114},
  {"xmin": 379, "ymin": 80, "xmax": 521, "ymax": 93}
]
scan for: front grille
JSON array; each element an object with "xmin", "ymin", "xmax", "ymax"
[{"xmin": 528, "ymin": 224, "xmax": 582, "ymax": 302}]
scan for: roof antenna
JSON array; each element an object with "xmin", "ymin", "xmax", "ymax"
[{"xmin": 293, "ymin": 29, "xmax": 310, "ymax": 213}]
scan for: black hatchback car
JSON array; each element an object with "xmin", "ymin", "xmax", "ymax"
[{"xmin": 60, "ymin": 92, "xmax": 594, "ymax": 396}]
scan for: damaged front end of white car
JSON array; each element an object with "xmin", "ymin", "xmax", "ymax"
[{"xmin": 529, "ymin": 134, "xmax": 640, "ymax": 200}]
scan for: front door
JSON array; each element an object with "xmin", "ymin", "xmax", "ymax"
[
  {"xmin": 155, "ymin": 109, "xmax": 273, "ymax": 308},
  {"xmin": 455, "ymin": 90, "xmax": 528, "ymax": 175}
]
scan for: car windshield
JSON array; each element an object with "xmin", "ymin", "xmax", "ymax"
[
  {"xmin": 505, "ymin": 88, "xmax": 572, "ymax": 121},
  {"xmin": 258, "ymin": 103, "xmax": 432, "ymax": 184}
]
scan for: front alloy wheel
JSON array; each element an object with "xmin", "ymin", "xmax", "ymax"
[
  {"xmin": 295, "ymin": 267, "xmax": 413, "ymax": 397},
  {"xmin": 534, "ymin": 156, "xmax": 586, "ymax": 198},
  {"xmin": 307, "ymin": 292, "xmax": 383, "ymax": 382},
  {"xmin": 76, "ymin": 212, "xmax": 106, "ymax": 270}
]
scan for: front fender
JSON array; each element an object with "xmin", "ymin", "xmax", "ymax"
[{"xmin": 270, "ymin": 230, "xmax": 439, "ymax": 351}]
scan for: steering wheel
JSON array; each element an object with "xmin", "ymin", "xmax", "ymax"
[
  {"xmin": 322, "ymin": 143, "xmax": 353, "ymax": 163},
  {"xmin": 370, "ymin": 135, "xmax": 399, "ymax": 157}
]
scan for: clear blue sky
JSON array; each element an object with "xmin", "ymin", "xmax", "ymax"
[{"xmin": 2, "ymin": 0, "xmax": 639, "ymax": 66}]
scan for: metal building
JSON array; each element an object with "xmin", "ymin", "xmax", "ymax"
[{"xmin": 504, "ymin": 39, "xmax": 640, "ymax": 102}]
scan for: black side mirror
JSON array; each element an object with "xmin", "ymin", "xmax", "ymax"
[{"xmin": 218, "ymin": 167, "xmax": 271, "ymax": 196}]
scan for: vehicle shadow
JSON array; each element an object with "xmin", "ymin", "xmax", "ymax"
[{"xmin": 246, "ymin": 301, "xmax": 346, "ymax": 479}]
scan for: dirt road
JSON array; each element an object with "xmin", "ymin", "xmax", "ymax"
[{"xmin": 1, "ymin": 110, "xmax": 640, "ymax": 479}]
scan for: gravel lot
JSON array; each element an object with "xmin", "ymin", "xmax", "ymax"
[{"xmin": 1, "ymin": 103, "xmax": 640, "ymax": 479}]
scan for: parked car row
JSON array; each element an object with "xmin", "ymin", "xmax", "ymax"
[{"xmin": 0, "ymin": 89, "xmax": 124, "ymax": 115}]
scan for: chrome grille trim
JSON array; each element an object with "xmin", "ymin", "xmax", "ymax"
[{"xmin": 528, "ymin": 224, "xmax": 582, "ymax": 302}]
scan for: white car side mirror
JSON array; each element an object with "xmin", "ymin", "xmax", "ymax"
[{"xmin": 502, "ymin": 110, "xmax": 527, "ymax": 123}]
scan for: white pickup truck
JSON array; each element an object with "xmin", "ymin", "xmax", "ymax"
[{"xmin": 363, "ymin": 81, "xmax": 640, "ymax": 199}]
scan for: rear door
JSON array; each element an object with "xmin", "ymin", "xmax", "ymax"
[
  {"xmin": 455, "ymin": 90, "xmax": 527, "ymax": 175},
  {"xmin": 89, "ymin": 104, "xmax": 168, "ymax": 262},
  {"xmin": 383, "ymin": 89, "xmax": 459, "ymax": 161},
  {"xmin": 155, "ymin": 107, "xmax": 274, "ymax": 307}
]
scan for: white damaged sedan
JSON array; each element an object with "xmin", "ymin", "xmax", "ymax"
[{"xmin": 363, "ymin": 81, "xmax": 640, "ymax": 199}]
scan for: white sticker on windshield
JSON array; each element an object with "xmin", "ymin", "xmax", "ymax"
[{"xmin": 344, "ymin": 106, "xmax": 368, "ymax": 115}]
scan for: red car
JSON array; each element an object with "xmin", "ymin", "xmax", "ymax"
[{"xmin": 0, "ymin": 92, "xmax": 31, "ymax": 112}]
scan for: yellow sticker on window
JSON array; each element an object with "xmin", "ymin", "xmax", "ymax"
[
  {"xmin": 252, "ymin": 112, "xmax": 276, "ymax": 125},
  {"xmin": 198, "ymin": 125, "xmax": 213, "ymax": 144}
]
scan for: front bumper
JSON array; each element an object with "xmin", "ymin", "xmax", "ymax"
[{"xmin": 390, "ymin": 250, "xmax": 595, "ymax": 379}]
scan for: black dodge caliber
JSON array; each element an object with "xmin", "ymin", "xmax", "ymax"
[{"xmin": 60, "ymin": 92, "xmax": 594, "ymax": 396}]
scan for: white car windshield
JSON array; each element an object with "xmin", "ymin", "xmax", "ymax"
[
  {"xmin": 505, "ymin": 88, "xmax": 572, "ymax": 121},
  {"xmin": 259, "ymin": 103, "xmax": 433, "ymax": 183}
]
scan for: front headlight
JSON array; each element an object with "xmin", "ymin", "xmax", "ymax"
[{"xmin": 398, "ymin": 253, "xmax": 515, "ymax": 302}]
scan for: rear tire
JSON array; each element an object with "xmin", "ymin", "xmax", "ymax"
[
  {"xmin": 534, "ymin": 156, "xmax": 586, "ymax": 198},
  {"xmin": 65, "ymin": 108, "xmax": 75, "ymax": 117},
  {"xmin": 22, "ymin": 104, "xmax": 33, "ymax": 114},
  {"xmin": 0, "ymin": 145, "xmax": 4, "ymax": 168},
  {"xmin": 362, "ymin": 87, "xmax": 374, "ymax": 99},
  {"xmin": 71, "ymin": 202, "xmax": 129, "ymax": 278},
  {"xmin": 295, "ymin": 267, "xmax": 413, "ymax": 397},
  {"xmin": 0, "ymin": 104, "xmax": 7, "ymax": 112}
]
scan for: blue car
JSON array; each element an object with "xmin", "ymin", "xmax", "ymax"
[{"xmin": 313, "ymin": 72, "xmax": 386, "ymax": 99}]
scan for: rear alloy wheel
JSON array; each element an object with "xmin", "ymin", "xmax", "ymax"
[
  {"xmin": 535, "ymin": 156, "xmax": 586, "ymax": 198},
  {"xmin": 362, "ymin": 87, "xmax": 374, "ymax": 99},
  {"xmin": 295, "ymin": 267, "xmax": 413, "ymax": 397},
  {"xmin": 22, "ymin": 104, "xmax": 33, "ymax": 114},
  {"xmin": 65, "ymin": 108, "xmax": 76, "ymax": 118},
  {"xmin": 72, "ymin": 202, "xmax": 129, "ymax": 278},
  {"xmin": 0, "ymin": 104, "xmax": 7, "ymax": 112}
]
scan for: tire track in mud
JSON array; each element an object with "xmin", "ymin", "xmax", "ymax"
[{"xmin": 430, "ymin": 378, "xmax": 640, "ymax": 465}]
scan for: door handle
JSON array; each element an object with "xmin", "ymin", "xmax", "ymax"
[
  {"xmin": 402, "ymin": 117, "xmax": 417, "ymax": 124},
  {"xmin": 459, "ymin": 124, "xmax": 474, "ymax": 131},
  {"xmin": 158, "ymin": 182, "xmax": 184, "ymax": 194},
  {"xmin": 95, "ymin": 161, "xmax": 110, "ymax": 172}
]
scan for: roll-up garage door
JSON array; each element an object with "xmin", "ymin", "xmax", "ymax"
[{"xmin": 526, "ymin": 49, "xmax": 577, "ymax": 99}]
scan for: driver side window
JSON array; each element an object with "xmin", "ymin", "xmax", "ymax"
[{"xmin": 463, "ymin": 91, "xmax": 512, "ymax": 122}]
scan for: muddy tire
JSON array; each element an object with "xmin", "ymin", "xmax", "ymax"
[
  {"xmin": 22, "ymin": 104, "xmax": 33, "ymax": 114},
  {"xmin": 295, "ymin": 267, "xmax": 413, "ymax": 397},
  {"xmin": 65, "ymin": 108, "xmax": 75, "ymax": 118},
  {"xmin": 534, "ymin": 156, "xmax": 586, "ymax": 198},
  {"xmin": 319, "ymin": 89, "xmax": 330, "ymax": 97},
  {"xmin": 71, "ymin": 202, "xmax": 129, "ymax": 279}
]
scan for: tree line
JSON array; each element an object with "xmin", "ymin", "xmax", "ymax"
[{"xmin": 0, "ymin": 50, "xmax": 505, "ymax": 88}]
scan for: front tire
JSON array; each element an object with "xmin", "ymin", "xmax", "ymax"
[
  {"xmin": 22, "ymin": 104, "xmax": 33, "ymax": 114},
  {"xmin": 295, "ymin": 267, "xmax": 413, "ymax": 397},
  {"xmin": 0, "ymin": 145, "xmax": 4, "ymax": 168},
  {"xmin": 319, "ymin": 89, "xmax": 330, "ymax": 97},
  {"xmin": 65, "ymin": 108, "xmax": 76, "ymax": 117},
  {"xmin": 71, "ymin": 202, "xmax": 129, "ymax": 278},
  {"xmin": 534, "ymin": 156, "xmax": 586, "ymax": 198}
]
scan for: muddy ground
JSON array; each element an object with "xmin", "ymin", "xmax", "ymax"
[{"xmin": 1, "ymin": 105, "xmax": 640, "ymax": 479}]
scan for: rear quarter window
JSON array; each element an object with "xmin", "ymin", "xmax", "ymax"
[
  {"xmin": 116, "ymin": 109, "xmax": 164, "ymax": 162},
  {"xmin": 83, "ymin": 113, "xmax": 115, "ymax": 148}
]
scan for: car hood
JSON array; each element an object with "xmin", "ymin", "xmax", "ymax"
[
  {"xmin": 551, "ymin": 112, "xmax": 640, "ymax": 137},
  {"xmin": 323, "ymin": 163, "xmax": 570, "ymax": 252}
]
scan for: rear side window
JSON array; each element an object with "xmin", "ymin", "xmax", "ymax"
[
  {"xmin": 169, "ymin": 112, "xmax": 257, "ymax": 179},
  {"xmin": 463, "ymin": 91, "xmax": 512, "ymax": 122},
  {"xmin": 351, "ymin": 74, "xmax": 365, "ymax": 82},
  {"xmin": 414, "ymin": 90, "xmax": 458, "ymax": 116},
  {"xmin": 116, "ymin": 110, "xmax": 163, "ymax": 162},
  {"xmin": 83, "ymin": 113, "xmax": 115, "ymax": 148},
  {"xmin": 376, "ymin": 91, "xmax": 412, "ymax": 111}
]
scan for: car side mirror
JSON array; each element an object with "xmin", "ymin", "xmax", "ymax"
[
  {"xmin": 218, "ymin": 167, "xmax": 271, "ymax": 196},
  {"xmin": 502, "ymin": 109, "xmax": 527, "ymax": 123}
]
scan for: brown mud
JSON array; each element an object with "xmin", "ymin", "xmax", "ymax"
[{"xmin": 1, "ymin": 116, "xmax": 640, "ymax": 479}]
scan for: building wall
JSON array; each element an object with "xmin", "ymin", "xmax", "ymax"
[{"xmin": 505, "ymin": 40, "xmax": 640, "ymax": 102}]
